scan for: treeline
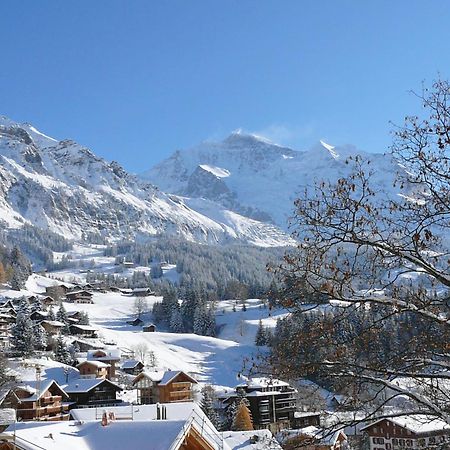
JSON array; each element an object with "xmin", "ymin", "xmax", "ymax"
[
  {"xmin": 103, "ymin": 238, "xmax": 285, "ymax": 299},
  {"xmin": 0, "ymin": 224, "xmax": 73, "ymax": 269}
]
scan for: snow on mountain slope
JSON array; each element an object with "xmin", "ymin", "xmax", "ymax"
[
  {"xmin": 141, "ymin": 131, "xmax": 401, "ymax": 228},
  {"xmin": 0, "ymin": 116, "xmax": 291, "ymax": 246}
]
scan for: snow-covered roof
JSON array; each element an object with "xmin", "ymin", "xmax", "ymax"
[
  {"xmin": 236, "ymin": 377, "xmax": 290, "ymax": 389},
  {"xmin": 87, "ymin": 348, "xmax": 121, "ymax": 361},
  {"xmin": 360, "ymin": 415, "xmax": 450, "ymax": 435},
  {"xmin": 121, "ymin": 360, "xmax": 143, "ymax": 370},
  {"xmin": 77, "ymin": 360, "xmax": 110, "ymax": 369},
  {"xmin": 5, "ymin": 420, "xmax": 188, "ymax": 450},
  {"xmin": 158, "ymin": 370, "xmax": 197, "ymax": 386},
  {"xmin": 70, "ymin": 324, "xmax": 97, "ymax": 331},
  {"xmin": 14, "ymin": 379, "xmax": 68, "ymax": 401},
  {"xmin": 294, "ymin": 411, "xmax": 321, "ymax": 419},
  {"xmin": 64, "ymin": 378, "xmax": 122, "ymax": 394},
  {"xmin": 40, "ymin": 320, "xmax": 65, "ymax": 327}
]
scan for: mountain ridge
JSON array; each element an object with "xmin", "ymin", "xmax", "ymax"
[{"xmin": 0, "ymin": 117, "xmax": 292, "ymax": 247}]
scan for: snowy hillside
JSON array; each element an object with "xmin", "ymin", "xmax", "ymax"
[
  {"xmin": 141, "ymin": 131, "xmax": 401, "ymax": 228},
  {"xmin": 0, "ymin": 117, "xmax": 291, "ymax": 247},
  {"xmin": 4, "ymin": 274, "xmax": 286, "ymax": 389}
]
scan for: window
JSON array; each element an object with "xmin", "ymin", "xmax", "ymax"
[
  {"xmin": 392, "ymin": 439, "xmax": 398, "ymax": 446},
  {"xmin": 399, "ymin": 439, "xmax": 405, "ymax": 447},
  {"xmin": 405, "ymin": 440, "xmax": 412, "ymax": 447},
  {"xmin": 386, "ymin": 444, "xmax": 392, "ymax": 449}
]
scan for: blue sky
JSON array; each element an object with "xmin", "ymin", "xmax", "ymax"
[{"xmin": 2, "ymin": 1, "xmax": 450, "ymax": 172}]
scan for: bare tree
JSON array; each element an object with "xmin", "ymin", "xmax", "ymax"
[
  {"xmin": 133, "ymin": 342, "xmax": 149, "ymax": 363},
  {"xmin": 133, "ymin": 297, "xmax": 148, "ymax": 319},
  {"xmin": 270, "ymin": 80, "xmax": 450, "ymax": 427}
]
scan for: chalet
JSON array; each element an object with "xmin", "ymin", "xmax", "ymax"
[
  {"xmin": 67, "ymin": 311, "xmax": 82, "ymax": 321},
  {"xmin": 360, "ymin": 415, "xmax": 450, "ymax": 450},
  {"xmin": 2, "ymin": 403, "xmax": 231, "ymax": 450},
  {"xmin": 142, "ymin": 323, "xmax": 156, "ymax": 332},
  {"xmin": 279, "ymin": 426, "xmax": 348, "ymax": 450},
  {"xmin": 87, "ymin": 348, "xmax": 121, "ymax": 380},
  {"xmin": 1, "ymin": 380, "xmax": 69, "ymax": 422},
  {"xmin": 222, "ymin": 378, "xmax": 297, "ymax": 433},
  {"xmin": 120, "ymin": 360, "xmax": 144, "ymax": 375},
  {"xmin": 77, "ymin": 360, "xmax": 110, "ymax": 379},
  {"xmin": 133, "ymin": 370, "xmax": 197, "ymax": 405},
  {"xmin": 69, "ymin": 324, "xmax": 97, "ymax": 338},
  {"xmin": 45, "ymin": 283, "xmax": 72, "ymax": 296},
  {"xmin": 30, "ymin": 310, "xmax": 48, "ymax": 322},
  {"xmin": 131, "ymin": 287, "xmax": 153, "ymax": 297},
  {"xmin": 293, "ymin": 411, "xmax": 321, "ymax": 429},
  {"xmin": 41, "ymin": 296, "xmax": 56, "ymax": 307},
  {"xmin": 65, "ymin": 290, "xmax": 93, "ymax": 304},
  {"xmin": 63, "ymin": 378, "xmax": 122, "ymax": 409},
  {"xmin": 40, "ymin": 320, "xmax": 65, "ymax": 335},
  {"xmin": 71, "ymin": 338, "xmax": 104, "ymax": 352},
  {"xmin": 126, "ymin": 317, "xmax": 144, "ymax": 326}
]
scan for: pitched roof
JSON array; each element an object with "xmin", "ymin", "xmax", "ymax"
[
  {"xmin": 14, "ymin": 379, "xmax": 68, "ymax": 401},
  {"xmin": 158, "ymin": 370, "xmax": 197, "ymax": 386},
  {"xmin": 64, "ymin": 378, "xmax": 122, "ymax": 394},
  {"xmin": 77, "ymin": 360, "xmax": 110, "ymax": 369},
  {"xmin": 121, "ymin": 360, "xmax": 143, "ymax": 370}
]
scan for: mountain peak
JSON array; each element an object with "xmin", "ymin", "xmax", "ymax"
[{"xmin": 224, "ymin": 129, "xmax": 281, "ymax": 147}]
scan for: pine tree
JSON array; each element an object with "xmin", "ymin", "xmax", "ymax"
[
  {"xmin": 32, "ymin": 324, "xmax": 48, "ymax": 351},
  {"xmin": 47, "ymin": 306, "xmax": 56, "ymax": 321},
  {"xmin": 200, "ymin": 385, "xmax": 220, "ymax": 429},
  {"xmin": 12, "ymin": 312, "xmax": 35, "ymax": 356},
  {"xmin": 169, "ymin": 308, "xmax": 184, "ymax": 333},
  {"xmin": 56, "ymin": 304, "xmax": 70, "ymax": 334},
  {"xmin": 255, "ymin": 319, "xmax": 267, "ymax": 346},
  {"xmin": 232, "ymin": 400, "xmax": 254, "ymax": 431},
  {"xmin": 225, "ymin": 401, "xmax": 238, "ymax": 431},
  {"xmin": 78, "ymin": 311, "xmax": 90, "ymax": 325},
  {"xmin": 54, "ymin": 334, "xmax": 72, "ymax": 365}
]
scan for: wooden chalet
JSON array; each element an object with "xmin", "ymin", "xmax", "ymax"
[
  {"xmin": 2, "ymin": 380, "xmax": 69, "ymax": 422},
  {"xmin": 63, "ymin": 378, "xmax": 122, "ymax": 409},
  {"xmin": 77, "ymin": 361, "xmax": 110, "ymax": 379},
  {"xmin": 41, "ymin": 296, "xmax": 57, "ymax": 307},
  {"xmin": 69, "ymin": 324, "xmax": 97, "ymax": 338},
  {"xmin": 40, "ymin": 320, "xmax": 65, "ymax": 336},
  {"xmin": 360, "ymin": 415, "xmax": 450, "ymax": 450},
  {"xmin": 87, "ymin": 349, "xmax": 121, "ymax": 380},
  {"xmin": 142, "ymin": 323, "xmax": 156, "ymax": 332},
  {"xmin": 130, "ymin": 287, "xmax": 153, "ymax": 297},
  {"xmin": 120, "ymin": 359, "xmax": 144, "ymax": 375},
  {"xmin": 126, "ymin": 317, "xmax": 144, "ymax": 327},
  {"xmin": 65, "ymin": 290, "xmax": 93, "ymax": 304},
  {"xmin": 30, "ymin": 311, "xmax": 48, "ymax": 322},
  {"xmin": 133, "ymin": 370, "xmax": 197, "ymax": 405}
]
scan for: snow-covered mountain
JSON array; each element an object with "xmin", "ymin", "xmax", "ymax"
[
  {"xmin": 141, "ymin": 131, "xmax": 400, "ymax": 228},
  {"xmin": 0, "ymin": 117, "xmax": 292, "ymax": 247}
]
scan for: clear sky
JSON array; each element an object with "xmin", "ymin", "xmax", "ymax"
[{"xmin": 2, "ymin": 1, "xmax": 450, "ymax": 172}]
